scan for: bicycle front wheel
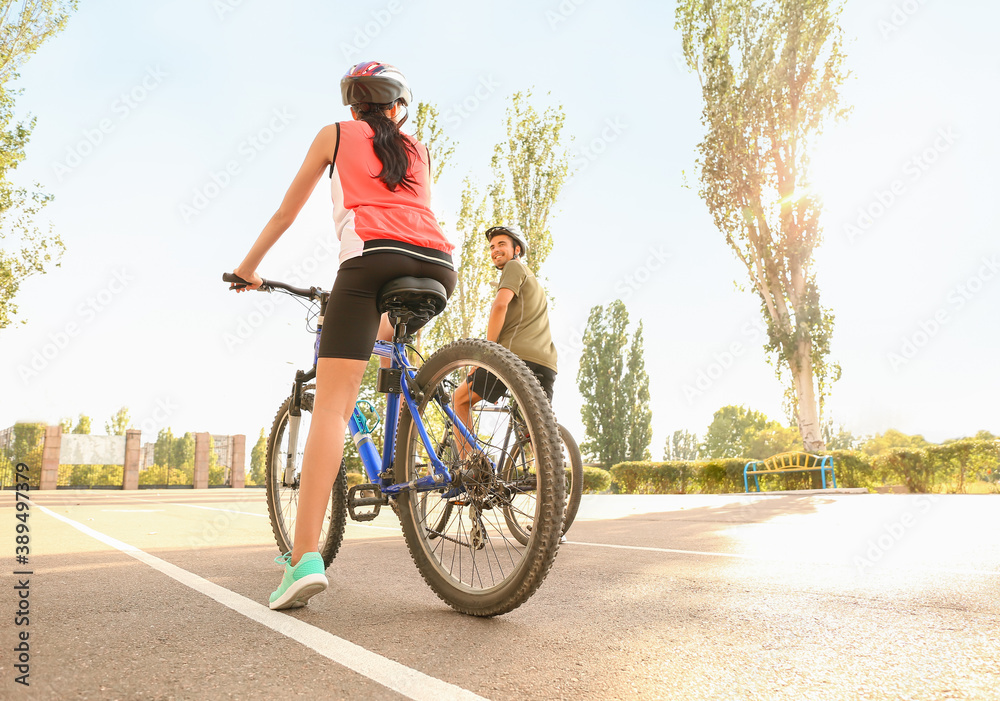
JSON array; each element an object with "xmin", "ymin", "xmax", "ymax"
[
  {"xmin": 265, "ymin": 391, "xmax": 347, "ymax": 568},
  {"xmin": 395, "ymin": 339, "xmax": 565, "ymax": 617}
]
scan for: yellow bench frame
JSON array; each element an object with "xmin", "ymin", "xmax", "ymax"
[{"xmin": 743, "ymin": 452, "xmax": 836, "ymax": 493}]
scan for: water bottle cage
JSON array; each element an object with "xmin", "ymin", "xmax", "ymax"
[{"xmin": 355, "ymin": 400, "xmax": 381, "ymax": 433}]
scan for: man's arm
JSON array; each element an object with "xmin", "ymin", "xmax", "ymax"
[{"xmin": 486, "ymin": 288, "xmax": 515, "ymax": 343}]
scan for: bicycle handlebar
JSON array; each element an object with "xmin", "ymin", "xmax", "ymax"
[{"xmin": 222, "ymin": 272, "xmax": 320, "ymax": 300}]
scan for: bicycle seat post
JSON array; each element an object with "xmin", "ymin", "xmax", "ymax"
[
  {"xmin": 375, "ymin": 276, "xmax": 449, "ymax": 348},
  {"xmin": 391, "ymin": 316, "xmax": 409, "ymax": 345}
]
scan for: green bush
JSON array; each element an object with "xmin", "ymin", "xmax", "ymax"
[
  {"xmin": 600, "ymin": 442, "xmax": 1000, "ymax": 495},
  {"xmin": 825, "ymin": 450, "xmax": 876, "ymax": 490},
  {"xmin": 698, "ymin": 459, "xmax": 748, "ymax": 493},
  {"xmin": 873, "ymin": 448, "xmax": 933, "ymax": 493},
  {"xmin": 610, "ymin": 459, "xmax": 746, "ymax": 494},
  {"xmin": 582, "ymin": 465, "xmax": 612, "ymax": 493},
  {"xmin": 925, "ymin": 439, "xmax": 1000, "ymax": 492},
  {"xmin": 610, "ymin": 461, "xmax": 696, "ymax": 494}
]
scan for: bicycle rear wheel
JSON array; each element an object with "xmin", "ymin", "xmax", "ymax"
[
  {"xmin": 265, "ymin": 392, "xmax": 347, "ymax": 568},
  {"xmin": 501, "ymin": 422, "xmax": 584, "ymax": 543},
  {"xmin": 395, "ymin": 339, "xmax": 564, "ymax": 617},
  {"xmin": 558, "ymin": 424, "xmax": 584, "ymax": 536}
]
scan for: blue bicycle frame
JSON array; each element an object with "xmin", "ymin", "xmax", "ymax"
[{"xmin": 310, "ymin": 329, "xmax": 481, "ymax": 497}]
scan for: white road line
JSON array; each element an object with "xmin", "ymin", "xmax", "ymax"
[
  {"xmin": 174, "ymin": 503, "xmax": 267, "ymax": 518},
  {"xmin": 35, "ymin": 503, "xmax": 487, "ymax": 701},
  {"xmin": 100, "ymin": 509, "xmax": 165, "ymax": 513},
  {"xmin": 171, "ymin": 503, "xmax": 401, "ymax": 532},
  {"xmin": 566, "ymin": 540, "xmax": 1000, "ymax": 576},
  {"xmin": 567, "ymin": 540, "xmax": 763, "ymax": 559}
]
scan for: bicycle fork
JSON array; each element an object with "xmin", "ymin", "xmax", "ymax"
[{"xmin": 283, "ymin": 367, "xmax": 315, "ymax": 486}]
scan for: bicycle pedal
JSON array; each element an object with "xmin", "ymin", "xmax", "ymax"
[{"xmin": 347, "ymin": 483, "xmax": 385, "ymax": 522}]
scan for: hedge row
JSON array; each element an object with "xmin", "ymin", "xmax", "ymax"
[
  {"xmin": 341, "ymin": 439, "xmax": 999, "ymax": 496},
  {"xmin": 605, "ymin": 440, "xmax": 1000, "ymax": 494}
]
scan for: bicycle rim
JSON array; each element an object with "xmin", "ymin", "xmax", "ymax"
[{"xmin": 395, "ymin": 339, "xmax": 564, "ymax": 616}]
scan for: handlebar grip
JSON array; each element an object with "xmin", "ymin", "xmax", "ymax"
[{"xmin": 223, "ymin": 272, "xmax": 267, "ymax": 291}]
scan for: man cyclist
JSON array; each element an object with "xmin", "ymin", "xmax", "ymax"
[{"xmin": 453, "ymin": 224, "xmax": 558, "ymax": 430}]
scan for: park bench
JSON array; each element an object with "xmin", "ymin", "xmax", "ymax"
[{"xmin": 743, "ymin": 452, "xmax": 836, "ymax": 493}]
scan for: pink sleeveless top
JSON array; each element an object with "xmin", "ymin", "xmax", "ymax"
[{"xmin": 330, "ymin": 120, "xmax": 454, "ymax": 267}]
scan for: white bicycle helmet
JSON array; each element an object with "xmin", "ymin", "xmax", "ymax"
[{"xmin": 485, "ymin": 224, "xmax": 529, "ymax": 258}]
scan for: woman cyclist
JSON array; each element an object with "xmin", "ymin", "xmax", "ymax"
[{"xmin": 232, "ymin": 61, "xmax": 456, "ymax": 610}]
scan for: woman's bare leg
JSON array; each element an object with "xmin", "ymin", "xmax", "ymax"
[
  {"xmin": 291, "ymin": 356, "xmax": 367, "ymax": 565},
  {"xmin": 377, "ymin": 313, "xmax": 393, "ymax": 369}
]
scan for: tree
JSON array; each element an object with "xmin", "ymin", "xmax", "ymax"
[
  {"xmin": 859, "ymin": 429, "xmax": 929, "ymax": 457},
  {"xmin": 421, "ymin": 178, "xmax": 494, "ymax": 350},
  {"xmin": 154, "ymin": 427, "xmax": 174, "ymax": 474},
  {"xmin": 412, "ymin": 102, "xmax": 455, "ymax": 185},
  {"xmin": 248, "ymin": 428, "xmax": 266, "ymax": 486},
  {"xmin": 411, "ymin": 101, "xmax": 471, "ymax": 354},
  {"xmin": 744, "ymin": 424, "xmax": 802, "ymax": 459},
  {"xmin": 701, "ymin": 405, "xmax": 771, "ymax": 459},
  {"xmin": 577, "ymin": 300, "xmax": 652, "ymax": 467},
  {"xmin": 823, "ymin": 420, "xmax": 859, "ymax": 450},
  {"xmin": 7, "ymin": 422, "xmax": 44, "ymax": 486},
  {"xmin": 622, "ymin": 322, "xmax": 652, "ymax": 461},
  {"xmin": 487, "ymin": 91, "xmax": 570, "ymax": 276},
  {"xmin": 173, "ymin": 432, "xmax": 195, "ymax": 471},
  {"xmin": 208, "ymin": 438, "xmax": 225, "ymax": 486},
  {"xmin": 676, "ymin": 0, "xmax": 850, "ymax": 450},
  {"xmin": 71, "ymin": 414, "xmax": 91, "ymax": 434},
  {"xmin": 665, "ymin": 429, "xmax": 701, "ymax": 461},
  {"xmin": 105, "ymin": 406, "xmax": 131, "ymax": 436},
  {"xmin": 0, "ymin": 1, "xmax": 77, "ymax": 329},
  {"xmin": 424, "ymin": 91, "xmax": 571, "ymax": 350}
]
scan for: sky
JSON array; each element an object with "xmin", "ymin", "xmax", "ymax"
[{"xmin": 2, "ymin": 0, "xmax": 998, "ymax": 455}]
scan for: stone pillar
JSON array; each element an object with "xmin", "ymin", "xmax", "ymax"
[
  {"xmin": 230, "ymin": 435, "xmax": 246, "ymax": 488},
  {"xmin": 40, "ymin": 426, "xmax": 61, "ymax": 490},
  {"xmin": 193, "ymin": 432, "xmax": 210, "ymax": 489},
  {"xmin": 122, "ymin": 430, "xmax": 141, "ymax": 490}
]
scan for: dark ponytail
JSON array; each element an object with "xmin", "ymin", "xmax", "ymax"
[{"xmin": 354, "ymin": 100, "xmax": 418, "ymax": 194}]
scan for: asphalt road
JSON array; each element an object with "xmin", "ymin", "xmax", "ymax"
[{"xmin": 2, "ymin": 489, "xmax": 998, "ymax": 700}]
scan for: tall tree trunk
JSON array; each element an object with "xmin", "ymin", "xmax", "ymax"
[{"xmin": 792, "ymin": 336, "xmax": 824, "ymax": 451}]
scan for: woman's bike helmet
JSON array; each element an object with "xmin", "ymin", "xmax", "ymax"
[{"xmin": 341, "ymin": 61, "xmax": 412, "ymax": 107}]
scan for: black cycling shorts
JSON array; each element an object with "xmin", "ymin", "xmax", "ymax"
[
  {"xmin": 317, "ymin": 252, "xmax": 457, "ymax": 360},
  {"xmin": 466, "ymin": 360, "xmax": 556, "ymax": 405}
]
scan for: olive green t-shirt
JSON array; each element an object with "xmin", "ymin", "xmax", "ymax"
[{"xmin": 496, "ymin": 259, "xmax": 558, "ymax": 372}]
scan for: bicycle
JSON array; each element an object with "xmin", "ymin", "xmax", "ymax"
[
  {"xmin": 429, "ymin": 398, "xmax": 583, "ymax": 543},
  {"xmin": 223, "ymin": 272, "xmax": 566, "ymax": 616}
]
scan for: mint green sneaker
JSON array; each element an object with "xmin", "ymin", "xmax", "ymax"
[{"xmin": 269, "ymin": 552, "xmax": 328, "ymax": 610}]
